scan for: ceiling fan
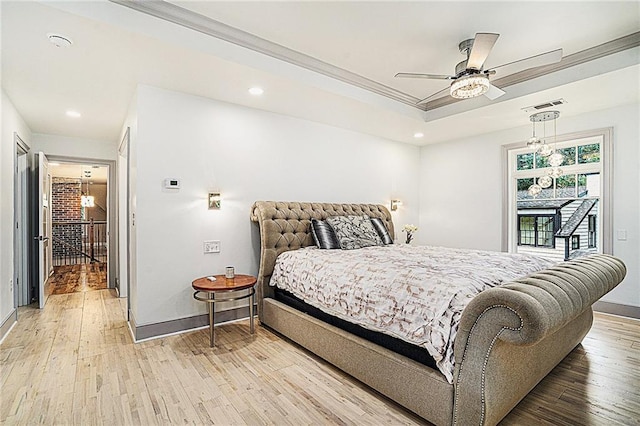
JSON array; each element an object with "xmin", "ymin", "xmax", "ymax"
[{"xmin": 395, "ymin": 33, "xmax": 563, "ymax": 105}]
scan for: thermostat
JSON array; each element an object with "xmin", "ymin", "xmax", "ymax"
[{"xmin": 164, "ymin": 178, "xmax": 180, "ymax": 189}]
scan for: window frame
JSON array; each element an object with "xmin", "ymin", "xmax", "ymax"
[
  {"xmin": 517, "ymin": 214, "xmax": 557, "ymax": 248},
  {"xmin": 588, "ymin": 214, "xmax": 597, "ymax": 248},
  {"xmin": 571, "ymin": 235, "xmax": 581, "ymax": 250},
  {"xmin": 502, "ymin": 127, "xmax": 613, "ymax": 256}
]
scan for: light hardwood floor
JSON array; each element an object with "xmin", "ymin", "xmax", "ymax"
[
  {"xmin": 1, "ymin": 290, "xmax": 638, "ymax": 425},
  {"xmin": 49, "ymin": 263, "xmax": 108, "ymax": 295}
]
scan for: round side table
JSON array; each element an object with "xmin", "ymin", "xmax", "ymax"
[{"xmin": 192, "ymin": 274, "xmax": 257, "ymax": 347}]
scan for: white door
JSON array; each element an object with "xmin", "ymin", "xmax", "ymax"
[
  {"xmin": 15, "ymin": 134, "xmax": 30, "ymax": 307},
  {"xmin": 117, "ymin": 129, "xmax": 129, "ymax": 298},
  {"xmin": 35, "ymin": 152, "xmax": 53, "ymax": 308}
]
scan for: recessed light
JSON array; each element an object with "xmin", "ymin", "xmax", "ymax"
[
  {"xmin": 414, "ymin": 132, "xmax": 424, "ymax": 138},
  {"xmin": 248, "ymin": 87, "xmax": 264, "ymax": 96},
  {"xmin": 66, "ymin": 110, "xmax": 81, "ymax": 118},
  {"xmin": 49, "ymin": 162, "xmax": 60, "ymax": 166},
  {"xmin": 47, "ymin": 33, "xmax": 73, "ymax": 48}
]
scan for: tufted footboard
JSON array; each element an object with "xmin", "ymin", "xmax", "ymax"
[{"xmin": 453, "ymin": 254, "xmax": 626, "ymax": 425}]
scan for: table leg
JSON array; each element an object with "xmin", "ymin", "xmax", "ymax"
[
  {"xmin": 249, "ymin": 287, "xmax": 255, "ymax": 334},
  {"xmin": 209, "ymin": 293, "xmax": 215, "ymax": 347}
]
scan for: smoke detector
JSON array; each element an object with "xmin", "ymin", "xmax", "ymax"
[{"xmin": 47, "ymin": 33, "xmax": 73, "ymax": 48}]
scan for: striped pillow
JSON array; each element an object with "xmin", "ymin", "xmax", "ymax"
[
  {"xmin": 311, "ymin": 219, "xmax": 340, "ymax": 249},
  {"xmin": 370, "ymin": 217, "xmax": 393, "ymax": 245}
]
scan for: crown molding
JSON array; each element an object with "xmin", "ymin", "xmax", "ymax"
[
  {"xmin": 424, "ymin": 31, "xmax": 640, "ymax": 111},
  {"xmin": 109, "ymin": 0, "xmax": 420, "ymax": 107},
  {"xmin": 108, "ymin": 2, "xmax": 639, "ymax": 115}
]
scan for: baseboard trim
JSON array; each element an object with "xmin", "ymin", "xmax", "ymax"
[
  {"xmin": 0, "ymin": 309, "xmax": 18, "ymax": 344},
  {"xmin": 593, "ymin": 301, "xmax": 640, "ymax": 319},
  {"xmin": 130, "ymin": 305, "xmax": 255, "ymax": 341}
]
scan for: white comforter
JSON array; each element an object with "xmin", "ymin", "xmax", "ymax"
[{"xmin": 270, "ymin": 245, "xmax": 554, "ymax": 383}]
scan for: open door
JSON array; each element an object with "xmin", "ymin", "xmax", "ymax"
[
  {"xmin": 117, "ymin": 130, "xmax": 129, "ymax": 298},
  {"xmin": 35, "ymin": 152, "xmax": 53, "ymax": 308}
]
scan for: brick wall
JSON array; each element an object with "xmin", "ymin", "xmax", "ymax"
[
  {"xmin": 52, "ymin": 177, "xmax": 82, "ymax": 221},
  {"xmin": 52, "ymin": 178, "xmax": 82, "ymax": 261}
]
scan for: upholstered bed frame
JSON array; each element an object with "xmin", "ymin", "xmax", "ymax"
[{"xmin": 250, "ymin": 201, "xmax": 626, "ymax": 426}]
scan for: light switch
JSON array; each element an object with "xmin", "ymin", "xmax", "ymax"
[
  {"xmin": 617, "ymin": 230, "xmax": 627, "ymax": 241},
  {"xmin": 204, "ymin": 240, "xmax": 220, "ymax": 253}
]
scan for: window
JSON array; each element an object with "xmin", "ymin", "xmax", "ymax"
[
  {"xmin": 571, "ymin": 235, "xmax": 580, "ymax": 250},
  {"xmin": 518, "ymin": 215, "xmax": 555, "ymax": 248},
  {"xmin": 579, "ymin": 143, "xmax": 600, "ymax": 164},
  {"xmin": 506, "ymin": 130, "xmax": 611, "ymax": 258},
  {"xmin": 588, "ymin": 215, "xmax": 597, "ymax": 248}
]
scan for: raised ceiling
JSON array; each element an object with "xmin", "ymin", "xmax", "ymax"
[
  {"xmin": 1, "ymin": 1, "xmax": 639, "ymax": 146},
  {"xmin": 174, "ymin": 1, "xmax": 639, "ymax": 103}
]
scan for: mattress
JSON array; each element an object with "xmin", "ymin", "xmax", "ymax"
[
  {"xmin": 274, "ymin": 288, "xmax": 438, "ymax": 369},
  {"xmin": 270, "ymin": 245, "xmax": 554, "ymax": 383}
]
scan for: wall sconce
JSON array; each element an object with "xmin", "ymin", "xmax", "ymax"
[
  {"xmin": 208, "ymin": 192, "xmax": 221, "ymax": 209},
  {"xmin": 390, "ymin": 199, "xmax": 402, "ymax": 211}
]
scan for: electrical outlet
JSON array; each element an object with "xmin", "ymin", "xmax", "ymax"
[{"xmin": 204, "ymin": 240, "xmax": 220, "ymax": 253}]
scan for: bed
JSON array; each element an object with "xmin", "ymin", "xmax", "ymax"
[{"xmin": 250, "ymin": 201, "xmax": 626, "ymax": 426}]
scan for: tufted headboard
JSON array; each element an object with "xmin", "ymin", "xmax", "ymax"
[{"xmin": 250, "ymin": 201, "xmax": 394, "ymax": 317}]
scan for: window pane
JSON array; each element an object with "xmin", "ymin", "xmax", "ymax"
[
  {"xmin": 571, "ymin": 235, "xmax": 580, "ymax": 250},
  {"xmin": 558, "ymin": 147, "xmax": 576, "ymax": 166},
  {"xmin": 537, "ymin": 216, "xmax": 554, "ymax": 247},
  {"xmin": 578, "ymin": 143, "xmax": 600, "ymax": 164},
  {"xmin": 578, "ymin": 172, "xmax": 600, "ymax": 197},
  {"xmin": 588, "ymin": 215, "xmax": 597, "ymax": 248},
  {"xmin": 535, "ymin": 153, "xmax": 550, "ymax": 169},
  {"xmin": 577, "ymin": 174, "xmax": 587, "ymax": 197},
  {"xmin": 517, "ymin": 178, "xmax": 534, "ymax": 200},
  {"xmin": 519, "ymin": 217, "xmax": 535, "ymax": 245},
  {"xmin": 556, "ymin": 174, "xmax": 576, "ymax": 198},
  {"xmin": 517, "ymin": 153, "xmax": 534, "ymax": 170}
]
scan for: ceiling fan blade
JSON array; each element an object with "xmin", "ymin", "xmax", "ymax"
[
  {"xmin": 395, "ymin": 72, "xmax": 454, "ymax": 80},
  {"xmin": 484, "ymin": 84, "xmax": 506, "ymax": 100},
  {"xmin": 489, "ymin": 48, "xmax": 563, "ymax": 78},
  {"xmin": 416, "ymin": 86, "xmax": 451, "ymax": 105},
  {"xmin": 467, "ymin": 33, "xmax": 500, "ymax": 70}
]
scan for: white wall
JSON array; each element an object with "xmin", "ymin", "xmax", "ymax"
[
  {"xmin": 132, "ymin": 85, "xmax": 420, "ymax": 326},
  {"xmin": 31, "ymin": 133, "xmax": 117, "ymax": 161},
  {"xmin": 1, "ymin": 90, "xmax": 32, "ymax": 325},
  {"xmin": 419, "ymin": 102, "xmax": 640, "ymax": 308}
]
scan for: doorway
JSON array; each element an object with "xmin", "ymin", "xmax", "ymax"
[{"xmin": 46, "ymin": 161, "xmax": 110, "ymax": 295}]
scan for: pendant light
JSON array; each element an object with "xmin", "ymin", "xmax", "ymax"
[
  {"xmin": 80, "ymin": 168, "xmax": 95, "ymax": 207},
  {"xmin": 527, "ymin": 111, "xmax": 563, "ymax": 196}
]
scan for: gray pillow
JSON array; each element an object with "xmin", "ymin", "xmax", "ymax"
[
  {"xmin": 370, "ymin": 217, "xmax": 393, "ymax": 245},
  {"xmin": 326, "ymin": 215, "xmax": 383, "ymax": 250},
  {"xmin": 310, "ymin": 219, "xmax": 341, "ymax": 249}
]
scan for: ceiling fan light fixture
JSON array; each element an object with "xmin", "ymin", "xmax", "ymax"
[{"xmin": 450, "ymin": 74, "xmax": 490, "ymax": 99}]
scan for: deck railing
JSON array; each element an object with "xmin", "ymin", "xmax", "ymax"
[{"xmin": 52, "ymin": 219, "xmax": 107, "ymax": 266}]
